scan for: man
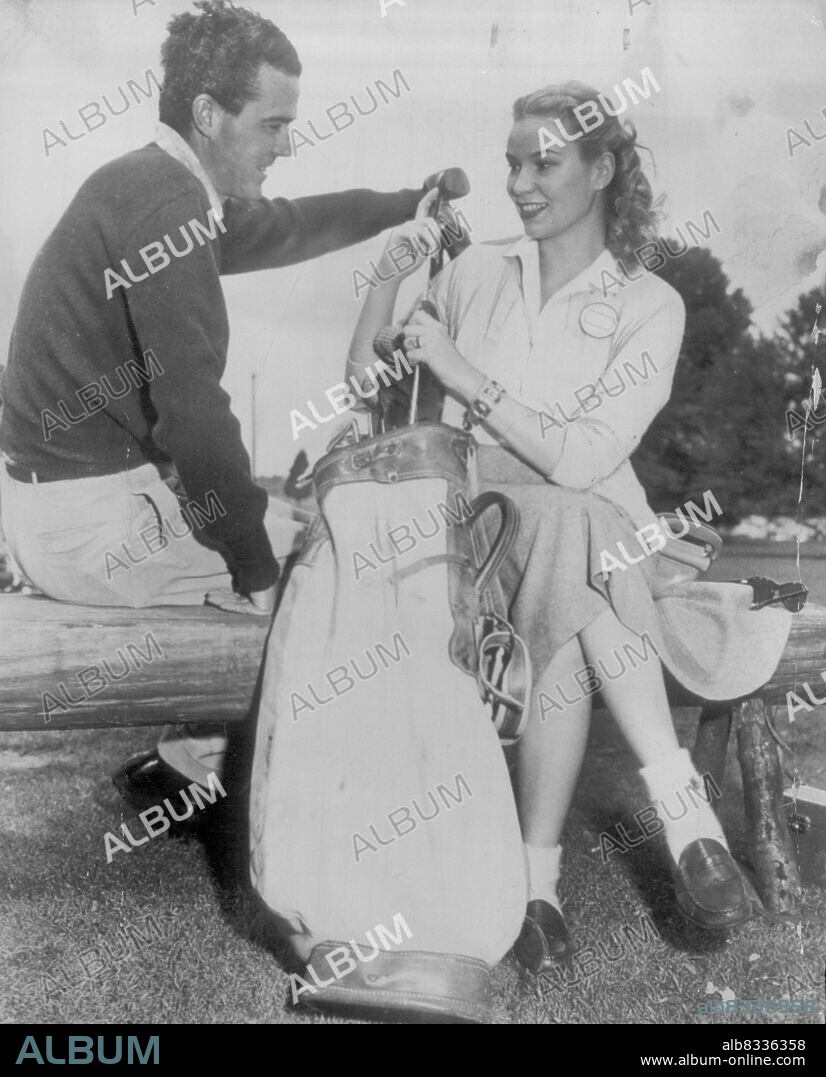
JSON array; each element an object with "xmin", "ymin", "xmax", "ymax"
[{"xmin": 0, "ymin": 0, "xmax": 446, "ymax": 805}]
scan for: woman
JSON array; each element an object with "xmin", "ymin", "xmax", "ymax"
[{"xmin": 345, "ymin": 83, "xmax": 752, "ymax": 972}]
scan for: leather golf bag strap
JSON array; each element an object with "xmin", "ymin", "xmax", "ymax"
[
  {"xmin": 467, "ymin": 490, "xmax": 519, "ymax": 595},
  {"xmin": 465, "ymin": 486, "xmax": 532, "ymax": 744},
  {"xmin": 314, "ymin": 421, "xmax": 470, "ymax": 497},
  {"xmin": 392, "ymin": 493, "xmax": 517, "ymax": 602}
]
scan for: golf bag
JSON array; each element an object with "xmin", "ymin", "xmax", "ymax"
[
  {"xmin": 249, "ymin": 415, "xmax": 528, "ymax": 1022},
  {"xmin": 250, "ymin": 169, "xmax": 528, "ymax": 1022}
]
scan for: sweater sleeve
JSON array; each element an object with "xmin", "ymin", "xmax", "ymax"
[
  {"xmin": 219, "ymin": 187, "xmax": 421, "ymax": 274},
  {"xmin": 121, "ymin": 194, "xmax": 277, "ymax": 594}
]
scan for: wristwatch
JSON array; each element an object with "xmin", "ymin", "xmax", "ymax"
[{"xmin": 464, "ymin": 378, "xmax": 507, "ymax": 429}]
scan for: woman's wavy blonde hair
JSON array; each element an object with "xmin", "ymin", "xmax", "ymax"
[{"xmin": 512, "ymin": 81, "xmax": 662, "ymax": 261}]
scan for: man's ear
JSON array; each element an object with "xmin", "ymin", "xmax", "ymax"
[
  {"xmin": 592, "ymin": 151, "xmax": 616, "ymax": 192},
  {"xmin": 191, "ymin": 93, "xmax": 220, "ymax": 139}
]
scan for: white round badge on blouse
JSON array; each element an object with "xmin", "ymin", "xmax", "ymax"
[{"xmin": 578, "ymin": 301, "xmax": 620, "ymax": 339}]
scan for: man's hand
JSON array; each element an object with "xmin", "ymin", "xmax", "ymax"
[
  {"xmin": 205, "ymin": 585, "xmax": 276, "ymax": 617},
  {"xmin": 373, "ymin": 187, "xmax": 441, "ymax": 282}
]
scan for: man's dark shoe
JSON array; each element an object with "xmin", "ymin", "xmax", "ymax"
[
  {"xmin": 513, "ymin": 899, "xmax": 571, "ymax": 973},
  {"xmin": 674, "ymin": 839, "xmax": 752, "ymax": 929},
  {"xmin": 111, "ymin": 750, "xmax": 200, "ymax": 818}
]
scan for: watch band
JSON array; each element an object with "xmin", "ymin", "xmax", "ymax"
[{"xmin": 464, "ymin": 379, "xmax": 507, "ymax": 429}]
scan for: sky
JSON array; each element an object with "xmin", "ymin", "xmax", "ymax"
[{"xmin": 1, "ymin": 0, "xmax": 826, "ymax": 473}]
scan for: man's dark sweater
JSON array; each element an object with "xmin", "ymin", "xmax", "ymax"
[{"xmin": 0, "ymin": 144, "xmax": 419, "ymax": 592}]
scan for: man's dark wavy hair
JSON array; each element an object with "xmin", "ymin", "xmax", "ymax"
[{"xmin": 159, "ymin": 0, "xmax": 302, "ymax": 136}]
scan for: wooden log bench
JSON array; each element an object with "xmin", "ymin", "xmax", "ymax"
[
  {"xmin": 688, "ymin": 604, "xmax": 826, "ymax": 920},
  {"xmin": 0, "ymin": 593, "xmax": 823, "ymax": 919},
  {"xmin": 0, "ymin": 595, "xmax": 269, "ymax": 730}
]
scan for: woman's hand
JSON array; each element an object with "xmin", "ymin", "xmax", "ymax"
[
  {"xmin": 373, "ymin": 187, "xmax": 441, "ymax": 283},
  {"xmin": 403, "ymin": 307, "xmax": 484, "ymax": 401},
  {"xmin": 346, "ymin": 190, "xmax": 443, "ymax": 391}
]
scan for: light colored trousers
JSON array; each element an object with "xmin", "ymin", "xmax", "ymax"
[{"xmin": 0, "ymin": 461, "xmax": 306, "ymax": 784}]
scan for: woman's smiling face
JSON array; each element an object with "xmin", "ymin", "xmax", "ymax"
[{"xmin": 506, "ymin": 116, "xmax": 610, "ymax": 242}]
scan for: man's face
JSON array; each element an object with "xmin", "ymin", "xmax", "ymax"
[{"xmin": 201, "ymin": 64, "xmax": 299, "ymax": 200}]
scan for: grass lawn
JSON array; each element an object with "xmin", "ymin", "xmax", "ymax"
[{"xmin": 1, "ymin": 705, "xmax": 823, "ymax": 1026}]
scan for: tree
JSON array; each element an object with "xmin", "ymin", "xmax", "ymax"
[
  {"xmin": 635, "ymin": 246, "xmax": 826, "ymax": 520},
  {"xmin": 634, "ymin": 244, "xmax": 753, "ymax": 519},
  {"xmin": 710, "ymin": 333, "xmax": 803, "ymax": 519}
]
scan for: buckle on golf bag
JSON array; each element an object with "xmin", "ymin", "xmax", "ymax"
[{"xmin": 351, "ymin": 440, "xmax": 402, "ymax": 470}]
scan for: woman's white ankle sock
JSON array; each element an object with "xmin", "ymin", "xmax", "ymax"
[
  {"xmin": 639, "ymin": 748, "xmax": 727, "ymax": 864},
  {"xmin": 525, "ymin": 842, "xmax": 563, "ymax": 908}
]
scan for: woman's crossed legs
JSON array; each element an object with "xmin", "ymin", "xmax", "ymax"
[{"xmin": 513, "ymin": 606, "xmax": 750, "ymax": 972}]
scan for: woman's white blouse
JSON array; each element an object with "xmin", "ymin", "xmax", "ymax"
[{"xmin": 425, "ymin": 235, "xmax": 687, "ymax": 528}]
